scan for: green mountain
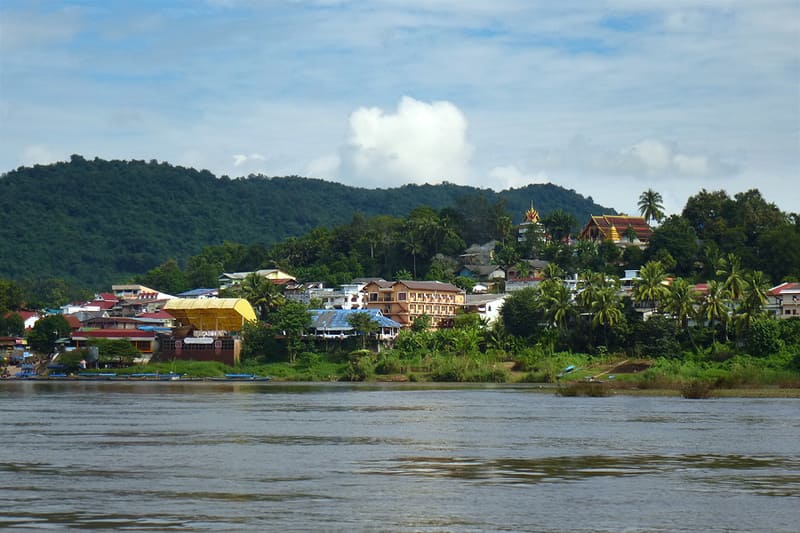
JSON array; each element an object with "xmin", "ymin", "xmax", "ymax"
[{"xmin": 0, "ymin": 155, "xmax": 614, "ymax": 287}]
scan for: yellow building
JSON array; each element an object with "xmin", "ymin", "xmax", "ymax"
[{"xmin": 362, "ymin": 280, "xmax": 466, "ymax": 329}]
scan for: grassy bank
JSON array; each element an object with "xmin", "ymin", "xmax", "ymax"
[{"xmin": 108, "ymin": 348, "xmax": 800, "ymax": 398}]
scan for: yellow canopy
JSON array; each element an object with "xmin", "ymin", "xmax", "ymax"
[{"xmin": 164, "ymin": 298, "xmax": 257, "ymax": 332}]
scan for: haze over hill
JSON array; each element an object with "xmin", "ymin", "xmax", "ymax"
[{"xmin": 0, "ymin": 156, "xmax": 613, "ymax": 288}]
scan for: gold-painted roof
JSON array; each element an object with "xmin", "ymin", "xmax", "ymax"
[
  {"xmin": 163, "ymin": 298, "xmax": 257, "ymax": 331},
  {"xmin": 524, "ymin": 206, "xmax": 540, "ymax": 223}
]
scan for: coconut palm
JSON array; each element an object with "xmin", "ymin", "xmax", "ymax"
[
  {"xmin": 538, "ymin": 279, "xmax": 574, "ymax": 331},
  {"xmin": 716, "ymin": 253, "xmax": 746, "ymax": 302},
  {"xmin": 701, "ymin": 280, "xmax": 731, "ymax": 343},
  {"xmin": 576, "ymin": 270, "xmax": 606, "ymax": 312},
  {"xmin": 591, "ymin": 284, "xmax": 624, "ymax": 346},
  {"xmin": 236, "ymin": 272, "xmax": 285, "ymax": 319},
  {"xmin": 735, "ymin": 270, "xmax": 769, "ymax": 333},
  {"xmin": 541, "ymin": 262, "xmax": 565, "ymax": 281},
  {"xmin": 638, "ymin": 189, "xmax": 665, "ymax": 224},
  {"xmin": 633, "ymin": 260, "xmax": 669, "ymax": 313},
  {"xmin": 663, "ymin": 277, "xmax": 699, "ymax": 330}
]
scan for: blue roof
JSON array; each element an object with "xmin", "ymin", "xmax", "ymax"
[
  {"xmin": 176, "ymin": 288, "xmax": 218, "ymax": 297},
  {"xmin": 309, "ymin": 309, "xmax": 401, "ymax": 331}
]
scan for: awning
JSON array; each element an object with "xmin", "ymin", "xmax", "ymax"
[{"xmin": 163, "ymin": 298, "xmax": 257, "ymax": 332}]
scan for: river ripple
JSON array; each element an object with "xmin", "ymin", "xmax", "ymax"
[{"xmin": 1, "ymin": 382, "xmax": 798, "ymax": 532}]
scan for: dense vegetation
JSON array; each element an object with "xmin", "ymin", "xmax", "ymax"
[
  {"xmin": 2, "ymin": 155, "xmax": 798, "ymax": 390},
  {"xmin": 0, "ymin": 156, "xmax": 610, "ymax": 289}
]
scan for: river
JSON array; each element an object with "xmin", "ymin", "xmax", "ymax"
[{"xmin": 1, "ymin": 382, "xmax": 798, "ymax": 532}]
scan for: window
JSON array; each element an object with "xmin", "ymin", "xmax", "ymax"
[
  {"xmin": 370, "ymin": 293, "xmax": 378, "ymax": 302},
  {"xmin": 398, "ymin": 292, "xmax": 407, "ymax": 301}
]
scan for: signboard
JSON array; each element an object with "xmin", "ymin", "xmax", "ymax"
[{"xmin": 183, "ymin": 337, "xmax": 215, "ymax": 345}]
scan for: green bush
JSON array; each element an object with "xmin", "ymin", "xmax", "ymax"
[
  {"xmin": 344, "ymin": 353, "xmax": 375, "ymax": 381},
  {"xmin": 681, "ymin": 380, "xmax": 715, "ymax": 399},
  {"xmin": 745, "ymin": 318, "xmax": 784, "ymax": 357}
]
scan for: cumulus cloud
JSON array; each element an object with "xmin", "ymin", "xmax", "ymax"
[
  {"xmin": 305, "ymin": 154, "xmax": 341, "ymax": 180},
  {"xmin": 488, "ymin": 165, "xmax": 549, "ymax": 189},
  {"xmin": 19, "ymin": 145, "xmax": 63, "ymax": 167},
  {"xmin": 232, "ymin": 153, "xmax": 266, "ymax": 166},
  {"xmin": 340, "ymin": 96, "xmax": 473, "ymax": 187},
  {"xmin": 530, "ymin": 136, "xmax": 732, "ymax": 179},
  {"xmin": 627, "ymin": 139, "xmax": 717, "ymax": 177}
]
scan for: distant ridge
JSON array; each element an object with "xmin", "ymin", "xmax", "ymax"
[{"xmin": 0, "ymin": 156, "xmax": 614, "ymax": 287}]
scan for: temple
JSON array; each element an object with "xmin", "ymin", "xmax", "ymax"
[{"xmin": 579, "ymin": 215, "xmax": 653, "ymax": 248}]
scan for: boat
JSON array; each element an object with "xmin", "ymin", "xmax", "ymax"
[
  {"xmin": 128, "ymin": 373, "xmax": 183, "ymax": 381},
  {"xmin": 209, "ymin": 373, "xmax": 272, "ymax": 382},
  {"xmin": 77, "ymin": 372, "xmax": 118, "ymax": 380}
]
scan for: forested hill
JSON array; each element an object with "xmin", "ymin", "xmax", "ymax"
[{"xmin": 0, "ymin": 156, "xmax": 612, "ymax": 287}]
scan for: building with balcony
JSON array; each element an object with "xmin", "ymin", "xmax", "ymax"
[
  {"xmin": 362, "ymin": 280, "xmax": 465, "ymax": 330},
  {"xmin": 767, "ymin": 282, "xmax": 800, "ymax": 319}
]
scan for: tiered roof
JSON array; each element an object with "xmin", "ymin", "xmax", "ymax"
[{"xmin": 580, "ymin": 215, "xmax": 653, "ymax": 243}]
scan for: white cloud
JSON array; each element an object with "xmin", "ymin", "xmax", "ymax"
[
  {"xmin": 232, "ymin": 153, "xmax": 266, "ymax": 167},
  {"xmin": 487, "ymin": 165, "xmax": 549, "ymax": 189},
  {"xmin": 340, "ymin": 96, "xmax": 473, "ymax": 187},
  {"xmin": 19, "ymin": 145, "xmax": 63, "ymax": 167},
  {"xmin": 305, "ymin": 154, "xmax": 341, "ymax": 180},
  {"xmin": 631, "ymin": 139, "xmax": 672, "ymax": 173}
]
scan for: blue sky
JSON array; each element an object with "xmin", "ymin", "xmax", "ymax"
[{"xmin": 1, "ymin": 0, "xmax": 798, "ymax": 216}]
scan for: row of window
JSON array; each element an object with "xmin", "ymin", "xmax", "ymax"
[{"xmin": 370, "ymin": 292, "xmax": 459, "ymax": 303}]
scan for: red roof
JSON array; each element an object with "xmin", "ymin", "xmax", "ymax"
[
  {"xmin": 89, "ymin": 300, "xmax": 117, "ymax": 310},
  {"xmin": 97, "ymin": 292, "xmax": 119, "ymax": 302},
  {"xmin": 71, "ymin": 330, "xmax": 155, "ymax": 339},
  {"xmin": 63, "ymin": 315, "xmax": 82, "ymax": 329},
  {"xmin": 767, "ymin": 282, "xmax": 800, "ymax": 296},
  {"xmin": 692, "ymin": 283, "xmax": 710, "ymax": 296},
  {"xmin": 580, "ymin": 215, "xmax": 653, "ymax": 242},
  {"xmin": 4, "ymin": 311, "xmax": 38, "ymax": 321}
]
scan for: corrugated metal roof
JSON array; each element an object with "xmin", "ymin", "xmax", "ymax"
[{"xmin": 309, "ymin": 309, "xmax": 401, "ymax": 331}]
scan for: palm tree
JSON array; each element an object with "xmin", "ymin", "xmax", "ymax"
[
  {"xmin": 538, "ymin": 279, "xmax": 574, "ymax": 331},
  {"xmin": 736, "ymin": 270, "xmax": 769, "ymax": 334},
  {"xmin": 663, "ymin": 277, "xmax": 699, "ymax": 330},
  {"xmin": 633, "ymin": 260, "xmax": 669, "ymax": 313},
  {"xmin": 541, "ymin": 209, "xmax": 577, "ymax": 243},
  {"xmin": 591, "ymin": 284, "xmax": 624, "ymax": 346},
  {"xmin": 716, "ymin": 253, "xmax": 746, "ymax": 302},
  {"xmin": 638, "ymin": 189, "xmax": 665, "ymax": 224},
  {"xmin": 702, "ymin": 280, "xmax": 731, "ymax": 343},
  {"xmin": 576, "ymin": 270, "xmax": 606, "ymax": 313},
  {"xmin": 541, "ymin": 262, "xmax": 565, "ymax": 280},
  {"xmin": 236, "ymin": 272, "xmax": 285, "ymax": 319}
]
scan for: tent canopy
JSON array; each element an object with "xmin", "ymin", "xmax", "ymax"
[{"xmin": 164, "ymin": 298, "xmax": 257, "ymax": 332}]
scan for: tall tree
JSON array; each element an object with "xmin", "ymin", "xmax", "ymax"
[
  {"xmin": 736, "ymin": 270, "xmax": 769, "ymax": 333},
  {"xmin": 538, "ymin": 279, "xmax": 574, "ymax": 331},
  {"xmin": 701, "ymin": 280, "xmax": 731, "ymax": 343},
  {"xmin": 347, "ymin": 312, "xmax": 380, "ymax": 349},
  {"xmin": 541, "ymin": 209, "xmax": 577, "ymax": 243},
  {"xmin": 28, "ymin": 314, "xmax": 71, "ymax": 354},
  {"xmin": 233, "ymin": 273, "xmax": 285, "ymax": 319},
  {"xmin": 638, "ymin": 189, "xmax": 665, "ymax": 224},
  {"xmin": 272, "ymin": 301, "xmax": 311, "ymax": 363},
  {"xmin": 633, "ymin": 261, "xmax": 669, "ymax": 313},
  {"xmin": 663, "ymin": 278, "xmax": 699, "ymax": 333},
  {"xmin": 716, "ymin": 253, "xmax": 746, "ymax": 302},
  {"xmin": 590, "ymin": 284, "xmax": 624, "ymax": 346}
]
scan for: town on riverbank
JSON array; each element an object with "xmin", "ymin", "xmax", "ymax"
[{"xmin": 2, "ymin": 187, "xmax": 799, "ymax": 396}]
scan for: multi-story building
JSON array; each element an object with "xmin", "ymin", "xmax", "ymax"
[
  {"xmin": 362, "ymin": 280, "xmax": 465, "ymax": 329},
  {"xmin": 767, "ymin": 282, "xmax": 800, "ymax": 319},
  {"xmin": 218, "ymin": 269, "xmax": 296, "ymax": 290}
]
